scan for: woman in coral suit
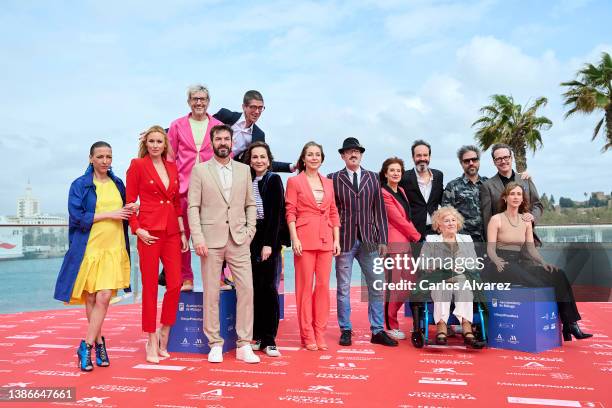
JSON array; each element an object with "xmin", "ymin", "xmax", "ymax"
[
  {"xmin": 285, "ymin": 141, "xmax": 340, "ymax": 351},
  {"xmin": 126, "ymin": 125, "xmax": 189, "ymax": 363}
]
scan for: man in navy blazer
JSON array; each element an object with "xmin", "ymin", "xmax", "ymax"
[
  {"xmin": 213, "ymin": 90, "xmax": 295, "ymax": 173},
  {"xmin": 398, "ymin": 140, "xmax": 444, "ymax": 239},
  {"xmin": 328, "ymin": 138, "xmax": 397, "ymax": 347}
]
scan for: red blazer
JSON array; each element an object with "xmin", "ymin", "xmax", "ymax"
[
  {"xmin": 382, "ymin": 186, "xmax": 420, "ymax": 253},
  {"xmin": 285, "ymin": 172, "xmax": 340, "ymax": 251},
  {"xmin": 126, "ymin": 156, "xmax": 182, "ymax": 235}
]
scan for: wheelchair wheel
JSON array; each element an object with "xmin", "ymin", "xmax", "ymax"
[
  {"xmin": 472, "ymin": 323, "xmax": 485, "ymax": 342},
  {"xmin": 411, "ymin": 330, "xmax": 425, "ymax": 348}
]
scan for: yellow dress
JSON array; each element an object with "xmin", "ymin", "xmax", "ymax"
[{"xmin": 69, "ymin": 179, "xmax": 131, "ymax": 304}]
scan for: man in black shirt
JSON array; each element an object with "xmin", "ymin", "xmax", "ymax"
[{"xmin": 398, "ymin": 140, "xmax": 444, "ymax": 239}]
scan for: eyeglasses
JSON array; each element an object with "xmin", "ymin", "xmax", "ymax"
[
  {"xmin": 461, "ymin": 157, "xmax": 479, "ymax": 165},
  {"xmin": 190, "ymin": 97, "xmax": 209, "ymax": 103},
  {"xmin": 493, "ymin": 155, "xmax": 512, "ymax": 164},
  {"xmin": 246, "ymin": 105, "xmax": 265, "ymax": 112}
]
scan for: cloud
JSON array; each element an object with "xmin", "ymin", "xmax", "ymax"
[
  {"xmin": 456, "ymin": 36, "xmax": 562, "ymax": 100},
  {"xmin": 384, "ymin": 0, "xmax": 493, "ymax": 41},
  {"xmin": 552, "ymin": 0, "xmax": 593, "ymax": 15}
]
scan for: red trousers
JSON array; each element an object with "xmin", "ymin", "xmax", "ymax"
[
  {"xmin": 294, "ymin": 250, "xmax": 333, "ymax": 346},
  {"xmin": 138, "ymin": 230, "xmax": 181, "ymax": 333}
]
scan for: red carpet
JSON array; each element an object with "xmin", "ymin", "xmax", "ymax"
[{"xmin": 0, "ymin": 289, "xmax": 610, "ymax": 407}]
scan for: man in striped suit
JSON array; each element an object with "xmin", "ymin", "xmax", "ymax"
[{"xmin": 328, "ymin": 138, "xmax": 397, "ymax": 347}]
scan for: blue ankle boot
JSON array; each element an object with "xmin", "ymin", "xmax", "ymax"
[
  {"xmin": 95, "ymin": 336, "xmax": 110, "ymax": 367},
  {"xmin": 77, "ymin": 340, "xmax": 93, "ymax": 372}
]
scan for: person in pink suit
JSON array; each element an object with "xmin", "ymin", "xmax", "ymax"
[
  {"xmin": 285, "ymin": 142, "xmax": 341, "ymax": 351},
  {"xmin": 379, "ymin": 157, "xmax": 421, "ymax": 341},
  {"xmin": 167, "ymin": 84, "xmax": 223, "ymax": 291}
]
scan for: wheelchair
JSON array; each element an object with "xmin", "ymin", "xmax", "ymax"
[{"xmin": 407, "ymin": 301, "xmax": 487, "ymax": 349}]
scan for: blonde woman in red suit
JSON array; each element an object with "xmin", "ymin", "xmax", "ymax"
[
  {"xmin": 126, "ymin": 126, "xmax": 189, "ymax": 363},
  {"xmin": 285, "ymin": 142, "xmax": 341, "ymax": 351},
  {"xmin": 379, "ymin": 157, "xmax": 421, "ymax": 340}
]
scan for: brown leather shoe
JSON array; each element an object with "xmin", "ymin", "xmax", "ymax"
[{"xmin": 436, "ymin": 321, "xmax": 448, "ymax": 345}]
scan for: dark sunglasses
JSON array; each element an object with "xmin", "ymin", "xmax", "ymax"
[{"xmin": 462, "ymin": 157, "xmax": 480, "ymax": 165}]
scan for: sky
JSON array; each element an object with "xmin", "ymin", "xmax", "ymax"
[{"xmin": 1, "ymin": 0, "xmax": 611, "ymax": 215}]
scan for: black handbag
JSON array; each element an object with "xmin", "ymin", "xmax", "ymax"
[{"xmin": 158, "ymin": 268, "xmax": 166, "ymax": 286}]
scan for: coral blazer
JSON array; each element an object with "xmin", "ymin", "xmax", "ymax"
[
  {"xmin": 382, "ymin": 186, "xmax": 420, "ymax": 253},
  {"xmin": 285, "ymin": 172, "xmax": 340, "ymax": 251},
  {"xmin": 126, "ymin": 156, "xmax": 182, "ymax": 235},
  {"xmin": 167, "ymin": 112, "xmax": 223, "ymax": 195}
]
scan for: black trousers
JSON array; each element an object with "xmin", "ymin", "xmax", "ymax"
[
  {"xmin": 251, "ymin": 251, "xmax": 280, "ymax": 348},
  {"xmin": 492, "ymin": 249, "xmax": 581, "ymax": 324}
]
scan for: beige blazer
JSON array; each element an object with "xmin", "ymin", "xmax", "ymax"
[{"xmin": 187, "ymin": 159, "xmax": 256, "ymax": 249}]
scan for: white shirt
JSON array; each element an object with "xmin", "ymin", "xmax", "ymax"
[
  {"xmin": 213, "ymin": 158, "xmax": 233, "ymax": 201},
  {"xmin": 415, "ymin": 167, "xmax": 433, "ymax": 225},
  {"xmin": 346, "ymin": 167, "xmax": 361, "ymax": 189},
  {"xmin": 231, "ymin": 113, "xmax": 253, "ymax": 156}
]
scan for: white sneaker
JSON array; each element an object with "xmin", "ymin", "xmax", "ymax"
[
  {"xmin": 207, "ymin": 346, "xmax": 223, "ymax": 363},
  {"xmin": 236, "ymin": 344, "xmax": 260, "ymax": 363},
  {"xmin": 251, "ymin": 340, "xmax": 262, "ymax": 351},
  {"xmin": 264, "ymin": 346, "xmax": 281, "ymax": 357},
  {"xmin": 387, "ymin": 329, "xmax": 406, "ymax": 340}
]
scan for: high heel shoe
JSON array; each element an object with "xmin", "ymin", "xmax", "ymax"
[
  {"xmin": 157, "ymin": 328, "xmax": 170, "ymax": 359},
  {"xmin": 146, "ymin": 339, "xmax": 160, "ymax": 364},
  {"xmin": 95, "ymin": 336, "xmax": 110, "ymax": 367},
  {"xmin": 435, "ymin": 321, "xmax": 448, "ymax": 345},
  {"xmin": 562, "ymin": 322, "xmax": 593, "ymax": 341},
  {"xmin": 77, "ymin": 340, "xmax": 94, "ymax": 372}
]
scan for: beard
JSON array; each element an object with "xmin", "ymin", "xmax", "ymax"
[
  {"xmin": 466, "ymin": 166, "xmax": 479, "ymax": 176},
  {"xmin": 214, "ymin": 145, "xmax": 231, "ymax": 158},
  {"xmin": 415, "ymin": 160, "xmax": 429, "ymax": 172}
]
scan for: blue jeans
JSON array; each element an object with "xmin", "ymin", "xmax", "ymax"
[{"xmin": 335, "ymin": 240, "xmax": 384, "ymax": 334}]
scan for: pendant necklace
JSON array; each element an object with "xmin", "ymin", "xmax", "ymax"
[{"xmin": 504, "ymin": 211, "xmax": 519, "ymax": 228}]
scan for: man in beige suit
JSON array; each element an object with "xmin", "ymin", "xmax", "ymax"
[{"xmin": 188, "ymin": 124, "xmax": 259, "ymax": 364}]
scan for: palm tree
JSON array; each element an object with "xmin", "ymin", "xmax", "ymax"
[
  {"xmin": 472, "ymin": 94, "xmax": 553, "ymax": 172},
  {"xmin": 561, "ymin": 52, "xmax": 612, "ymax": 152}
]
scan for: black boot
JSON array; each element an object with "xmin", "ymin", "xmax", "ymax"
[
  {"xmin": 562, "ymin": 322, "xmax": 593, "ymax": 341},
  {"xmin": 339, "ymin": 330, "xmax": 352, "ymax": 346}
]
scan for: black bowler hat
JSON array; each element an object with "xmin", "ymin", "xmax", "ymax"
[{"xmin": 338, "ymin": 137, "xmax": 365, "ymax": 154}]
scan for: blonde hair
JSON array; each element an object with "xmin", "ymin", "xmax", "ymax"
[
  {"xmin": 431, "ymin": 206, "xmax": 465, "ymax": 233},
  {"xmin": 139, "ymin": 125, "xmax": 169, "ymax": 159}
]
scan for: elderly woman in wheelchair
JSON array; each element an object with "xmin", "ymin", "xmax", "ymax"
[{"xmin": 412, "ymin": 206, "xmax": 486, "ymax": 349}]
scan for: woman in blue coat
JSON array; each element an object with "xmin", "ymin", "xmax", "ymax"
[{"xmin": 54, "ymin": 141, "xmax": 136, "ymax": 372}]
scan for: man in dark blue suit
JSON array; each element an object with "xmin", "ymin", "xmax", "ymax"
[
  {"xmin": 213, "ymin": 90, "xmax": 295, "ymax": 173},
  {"xmin": 328, "ymin": 137, "xmax": 396, "ymax": 347}
]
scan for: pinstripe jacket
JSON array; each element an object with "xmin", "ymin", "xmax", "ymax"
[{"xmin": 327, "ymin": 168, "xmax": 388, "ymax": 253}]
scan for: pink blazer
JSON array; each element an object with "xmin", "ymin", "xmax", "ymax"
[
  {"xmin": 167, "ymin": 112, "xmax": 223, "ymax": 195},
  {"xmin": 382, "ymin": 186, "xmax": 420, "ymax": 253},
  {"xmin": 285, "ymin": 172, "xmax": 340, "ymax": 251}
]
